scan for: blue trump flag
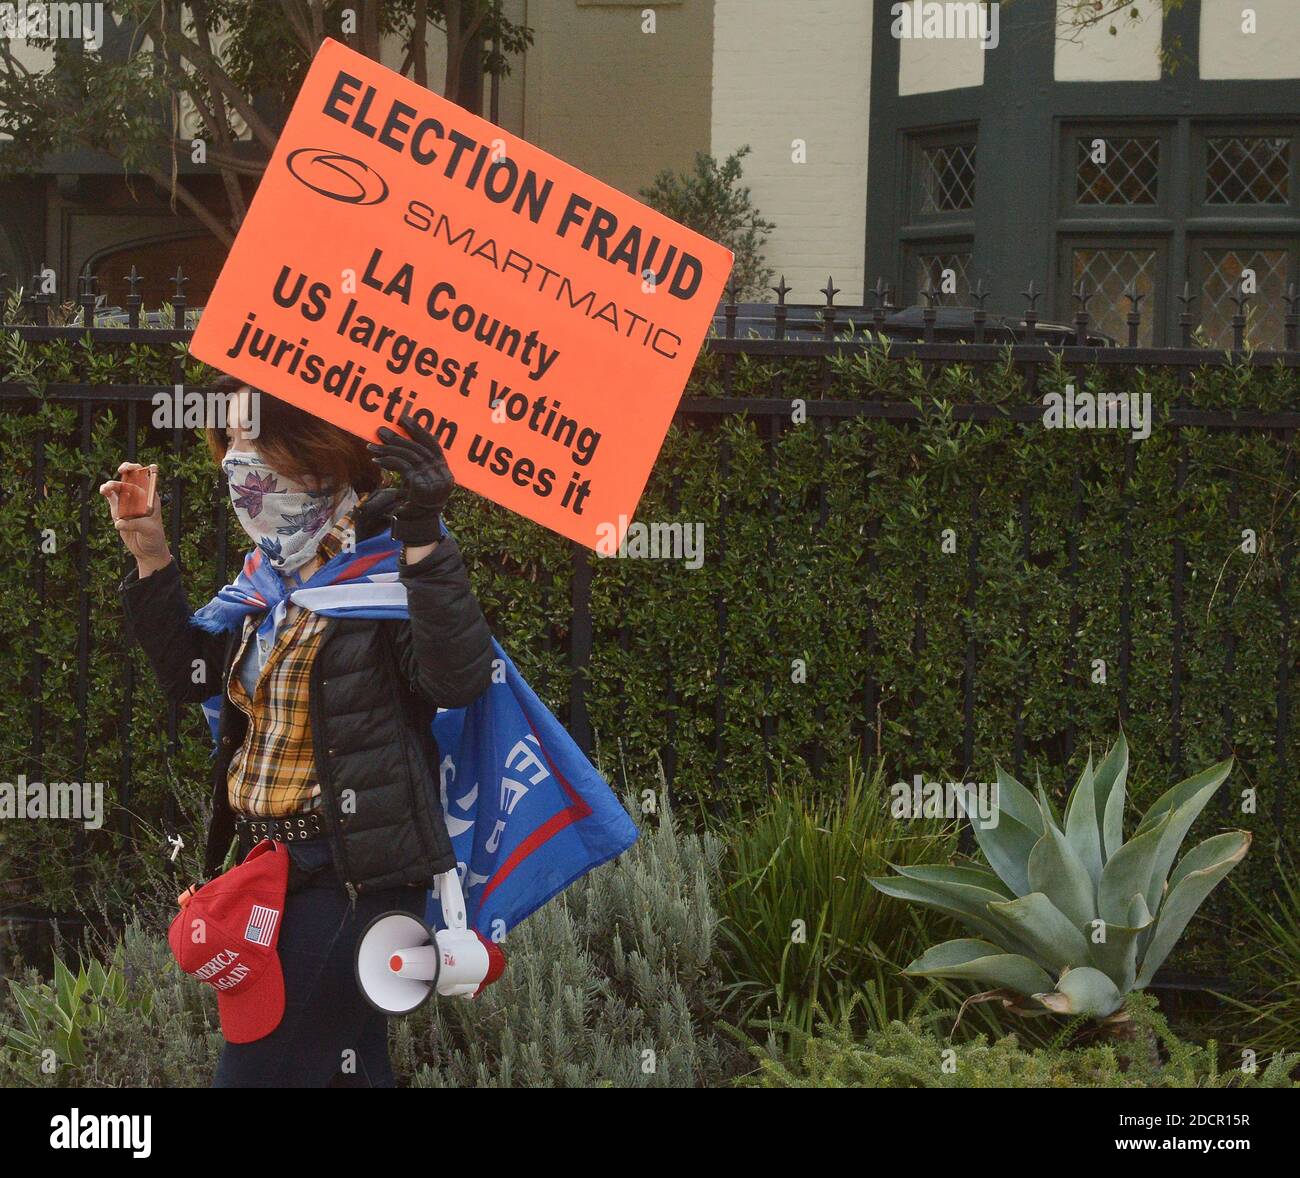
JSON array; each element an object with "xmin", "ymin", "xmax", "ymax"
[
  {"xmin": 192, "ymin": 526, "xmax": 638, "ymax": 936},
  {"xmin": 430, "ymin": 638, "xmax": 637, "ymax": 935}
]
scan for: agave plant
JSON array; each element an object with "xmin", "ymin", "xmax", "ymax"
[
  {"xmin": 6, "ymin": 949, "xmax": 151, "ymax": 1073},
  {"xmin": 870, "ymin": 735, "xmax": 1250, "ymax": 1020}
]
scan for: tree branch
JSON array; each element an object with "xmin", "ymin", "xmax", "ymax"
[
  {"xmin": 142, "ymin": 10, "xmax": 281, "ymax": 151},
  {"xmin": 188, "ymin": 0, "xmax": 249, "ymax": 225},
  {"xmin": 308, "ymin": 0, "xmax": 326, "ymax": 45},
  {"xmin": 141, "ymin": 165, "xmax": 236, "ymax": 247},
  {"xmin": 168, "ymin": 141, "xmax": 267, "ymax": 175},
  {"xmin": 277, "ymin": 0, "xmax": 319, "ymax": 57},
  {"xmin": 361, "ymin": 0, "xmax": 381, "ymax": 61},
  {"xmin": 412, "ymin": 0, "xmax": 429, "ymax": 88}
]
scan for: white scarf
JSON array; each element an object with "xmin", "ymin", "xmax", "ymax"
[{"xmin": 221, "ymin": 450, "xmax": 357, "ymax": 574}]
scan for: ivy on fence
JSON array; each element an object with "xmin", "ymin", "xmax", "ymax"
[{"xmin": 0, "ymin": 325, "xmax": 1296, "ymax": 981}]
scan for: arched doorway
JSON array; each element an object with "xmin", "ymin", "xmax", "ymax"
[{"xmin": 88, "ymin": 234, "xmax": 229, "ymax": 312}]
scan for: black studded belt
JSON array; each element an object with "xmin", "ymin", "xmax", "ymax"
[{"xmin": 235, "ymin": 810, "xmax": 325, "ymax": 854}]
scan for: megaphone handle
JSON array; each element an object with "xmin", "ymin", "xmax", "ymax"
[{"xmin": 436, "ymin": 868, "xmax": 468, "ymax": 931}]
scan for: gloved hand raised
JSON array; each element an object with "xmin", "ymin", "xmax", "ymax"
[{"xmin": 366, "ymin": 413, "xmax": 454, "ymax": 546}]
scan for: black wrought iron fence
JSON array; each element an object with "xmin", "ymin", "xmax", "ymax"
[
  {"xmin": 2, "ymin": 267, "xmax": 1299, "ymax": 771},
  {"xmin": 2, "ymin": 266, "xmax": 1297, "ymax": 990}
]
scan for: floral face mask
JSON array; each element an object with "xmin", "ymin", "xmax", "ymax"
[{"xmin": 221, "ymin": 450, "xmax": 355, "ymax": 574}]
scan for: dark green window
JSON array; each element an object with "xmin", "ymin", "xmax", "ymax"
[
  {"xmin": 1205, "ymin": 136, "xmax": 1290, "ymax": 205},
  {"xmin": 1076, "ymin": 136, "xmax": 1161, "ymax": 206},
  {"xmin": 1194, "ymin": 243, "xmax": 1294, "ymax": 348},
  {"xmin": 920, "ymin": 142, "xmax": 977, "ymax": 213},
  {"xmin": 903, "ymin": 127, "xmax": 978, "ymax": 305},
  {"xmin": 1052, "ymin": 122, "xmax": 1299, "ymax": 347},
  {"xmin": 913, "ymin": 249, "xmax": 974, "ymax": 306},
  {"xmin": 1070, "ymin": 246, "xmax": 1160, "ymax": 346}
]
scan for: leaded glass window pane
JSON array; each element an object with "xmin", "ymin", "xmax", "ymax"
[
  {"xmin": 1071, "ymin": 248, "xmax": 1158, "ymax": 346},
  {"xmin": 1076, "ymin": 137, "xmax": 1160, "ymax": 206},
  {"xmin": 1206, "ymin": 137, "xmax": 1290, "ymax": 205},
  {"xmin": 920, "ymin": 142, "xmax": 977, "ymax": 213},
  {"xmin": 915, "ymin": 252, "xmax": 972, "ymax": 306},
  {"xmin": 1200, "ymin": 248, "xmax": 1289, "ymax": 349}
]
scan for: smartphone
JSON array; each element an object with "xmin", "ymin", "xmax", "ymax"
[{"xmin": 118, "ymin": 464, "xmax": 158, "ymax": 520}]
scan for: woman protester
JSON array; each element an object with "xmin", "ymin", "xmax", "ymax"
[{"xmin": 99, "ymin": 374, "xmax": 494, "ymax": 1087}]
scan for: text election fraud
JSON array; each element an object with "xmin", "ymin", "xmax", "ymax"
[{"xmin": 320, "ymin": 70, "xmax": 706, "ymax": 301}]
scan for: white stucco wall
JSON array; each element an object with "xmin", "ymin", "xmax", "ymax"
[
  {"xmin": 710, "ymin": 0, "xmax": 871, "ymax": 303},
  {"xmin": 1200, "ymin": 0, "xmax": 1300, "ymax": 79},
  {"xmin": 896, "ymin": 1, "xmax": 987, "ymax": 95},
  {"xmin": 379, "ymin": 24, "xmax": 449, "ymax": 86},
  {"xmin": 0, "ymin": 36, "xmax": 54, "ymax": 139},
  {"xmin": 1054, "ymin": 0, "xmax": 1163, "ymax": 82}
]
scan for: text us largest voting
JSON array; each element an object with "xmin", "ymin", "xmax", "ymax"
[{"xmin": 190, "ymin": 37, "xmax": 734, "ymax": 549}]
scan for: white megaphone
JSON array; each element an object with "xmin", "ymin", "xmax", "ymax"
[{"xmin": 355, "ymin": 869, "xmax": 506, "ymax": 1015}]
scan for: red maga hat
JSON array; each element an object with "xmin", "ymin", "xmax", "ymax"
[{"xmin": 168, "ymin": 839, "xmax": 290, "ymax": 1044}]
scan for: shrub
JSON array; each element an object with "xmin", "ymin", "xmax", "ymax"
[
  {"xmin": 748, "ymin": 993, "xmax": 1298, "ymax": 1089},
  {"xmin": 1213, "ymin": 855, "xmax": 1300, "ymax": 1057},
  {"xmin": 1, "ymin": 918, "xmax": 221, "ymax": 1087},
  {"xmin": 393, "ymin": 793, "xmax": 749, "ymax": 1087},
  {"xmin": 715, "ymin": 759, "xmax": 958, "ymax": 1035},
  {"xmin": 3, "ymin": 329, "xmax": 1297, "ymax": 979},
  {"xmin": 639, "ymin": 146, "xmax": 775, "ymax": 300},
  {"xmin": 3, "ymin": 794, "xmax": 746, "ymax": 1088}
]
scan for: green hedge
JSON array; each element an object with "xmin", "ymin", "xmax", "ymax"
[{"xmin": 1, "ymin": 328, "xmax": 1296, "ymax": 978}]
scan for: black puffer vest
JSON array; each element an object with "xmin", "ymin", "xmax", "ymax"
[{"xmin": 122, "ymin": 490, "xmax": 495, "ymax": 892}]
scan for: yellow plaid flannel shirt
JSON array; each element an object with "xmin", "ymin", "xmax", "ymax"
[{"xmin": 225, "ymin": 506, "xmax": 357, "ymax": 818}]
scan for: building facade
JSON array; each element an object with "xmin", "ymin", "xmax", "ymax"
[
  {"xmin": 858, "ymin": 0, "xmax": 1300, "ymax": 346},
  {"xmin": 1, "ymin": 1, "xmax": 1297, "ymax": 347}
]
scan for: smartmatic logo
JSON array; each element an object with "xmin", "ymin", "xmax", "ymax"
[
  {"xmin": 286, "ymin": 147, "xmax": 389, "ymax": 205},
  {"xmin": 49, "ymin": 1109, "xmax": 151, "ymax": 1159}
]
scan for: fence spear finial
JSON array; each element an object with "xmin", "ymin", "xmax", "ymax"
[
  {"xmin": 1124, "ymin": 282, "xmax": 1145, "ymax": 347},
  {"xmin": 1072, "ymin": 280, "xmax": 1092, "ymax": 345},
  {"xmin": 1021, "ymin": 280, "xmax": 1041, "ymax": 346},
  {"xmin": 1229, "ymin": 277, "xmax": 1250, "ymax": 316}
]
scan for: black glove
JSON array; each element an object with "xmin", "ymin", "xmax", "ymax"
[{"xmin": 366, "ymin": 413, "xmax": 454, "ymax": 545}]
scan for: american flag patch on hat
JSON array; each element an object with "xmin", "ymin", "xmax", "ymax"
[{"xmin": 244, "ymin": 904, "xmax": 280, "ymax": 946}]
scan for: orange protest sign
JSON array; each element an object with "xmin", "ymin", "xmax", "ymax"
[{"xmin": 189, "ymin": 38, "xmax": 733, "ymax": 550}]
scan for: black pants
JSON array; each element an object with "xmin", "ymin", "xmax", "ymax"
[{"xmin": 212, "ymin": 838, "xmax": 425, "ymax": 1088}]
